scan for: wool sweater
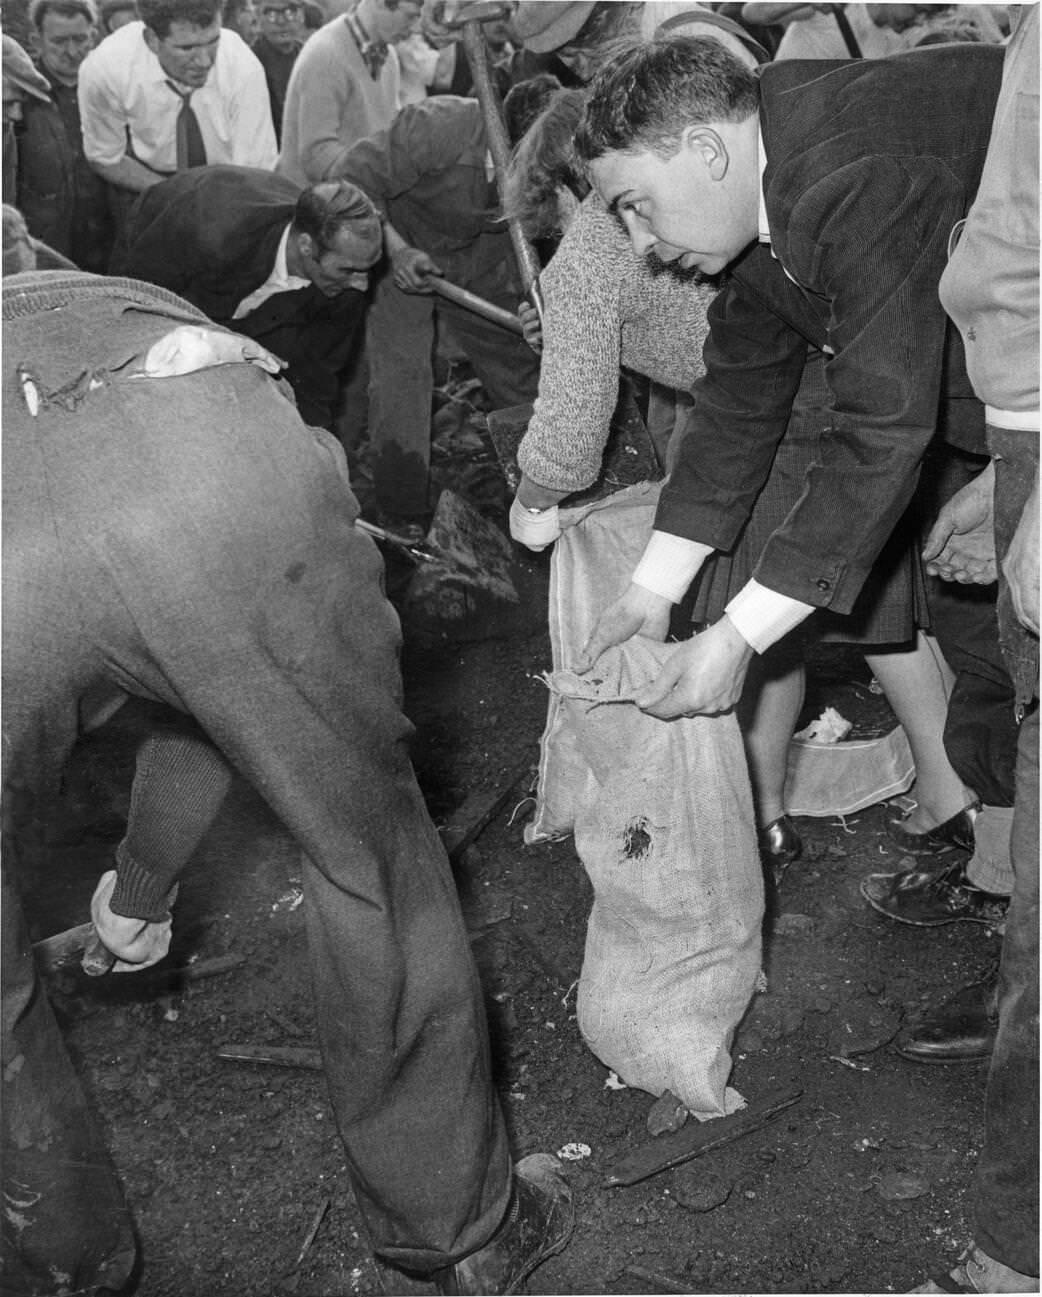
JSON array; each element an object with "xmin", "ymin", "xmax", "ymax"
[
  {"xmin": 517, "ymin": 195, "xmax": 717, "ymax": 493},
  {"xmin": 278, "ymin": 15, "xmax": 399, "ymax": 185}
]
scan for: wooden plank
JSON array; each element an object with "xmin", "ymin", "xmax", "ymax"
[
  {"xmin": 602, "ymin": 1085, "xmax": 803, "ymax": 1188},
  {"xmin": 216, "ymin": 1043, "xmax": 323, "ymax": 1072},
  {"xmin": 440, "ymin": 761, "xmax": 534, "ymax": 863}
]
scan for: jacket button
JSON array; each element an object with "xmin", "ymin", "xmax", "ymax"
[{"xmin": 816, "ymin": 578, "xmax": 831, "ymax": 592}]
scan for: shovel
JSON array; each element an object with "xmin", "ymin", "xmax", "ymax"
[{"xmin": 357, "ymin": 490, "xmax": 520, "ymax": 625}]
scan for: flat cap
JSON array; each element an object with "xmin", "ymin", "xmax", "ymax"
[{"xmin": 511, "ymin": 1, "xmax": 596, "ymax": 52}]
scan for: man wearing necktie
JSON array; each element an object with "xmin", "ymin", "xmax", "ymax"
[
  {"xmin": 278, "ymin": 0, "xmax": 422, "ymax": 188},
  {"xmin": 78, "ymin": 0, "xmax": 276, "ymax": 237}
]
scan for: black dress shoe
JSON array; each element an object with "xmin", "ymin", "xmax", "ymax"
[
  {"xmin": 434, "ymin": 1154, "xmax": 574, "ymax": 1295},
  {"xmin": 895, "ymin": 977, "xmax": 999, "ymax": 1064},
  {"xmin": 886, "ymin": 803, "xmax": 979, "ymax": 857},
  {"xmin": 758, "ymin": 814, "xmax": 802, "ymax": 883},
  {"xmin": 859, "ymin": 858, "xmax": 1008, "ymax": 928}
]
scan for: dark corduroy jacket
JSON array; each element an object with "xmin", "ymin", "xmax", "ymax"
[{"xmin": 657, "ymin": 43, "xmax": 1005, "ymax": 615}]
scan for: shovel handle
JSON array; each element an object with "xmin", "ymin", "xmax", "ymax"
[
  {"xmin": 458, "ymin": 18, "xmax": 544, "ymax": 321},
  {"xmin": 427, "ymin": 276, "xmax": 523, "ymax": 336}
]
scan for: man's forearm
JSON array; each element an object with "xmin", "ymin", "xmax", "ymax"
[{"xmin": 90, "ymin": 155, "xmax": 166, "ymax": 193}]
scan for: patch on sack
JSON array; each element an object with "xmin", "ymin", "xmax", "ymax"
[{"xmin": 622, "ymin": 816, "xmax": 652, "ymax": 860}]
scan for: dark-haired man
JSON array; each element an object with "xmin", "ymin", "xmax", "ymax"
[
  {"xmin": 77, "ymin": 0, "xmax": 275, "ymax": 227},
  {"xmin": 574, "ymin": 36, "xmax": 1003, "ymax": 740},
  {"xmin": 2, "ymin": 267, "xmax": 574, "ymax": 1297},
  {"xmin": 114, "ymin": 164, "xmax": 382, "ymax": 427}
]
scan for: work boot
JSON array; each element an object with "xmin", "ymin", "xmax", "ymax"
[
  {"xmin": 894, "ymin": 976, "xmax": 999, "ymax": 1064},
  {"xmin": 886, "ymin": 803, "xmax": 978, "ymax": 857},
  {"xmin": 859, "ymin": 858, "xmax": 1008, "ymax": 928},
  {"xmin": 434, "ymin": 1154, "xmax": 574, "ymax": 1295}
]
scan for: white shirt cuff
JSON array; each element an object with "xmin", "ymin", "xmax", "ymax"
[
  {"xmin": 632, "ymin": 531, "xmax": 713, "ymax": 604},
  {"xmin": 725, "ymin": 579, "xmax": 815, "ymax": 653}
]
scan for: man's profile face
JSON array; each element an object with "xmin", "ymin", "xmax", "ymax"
[
  {"xmin": 589, "ymin": 137, "xmax": 755, "ymax": 278},
  {"xmin": 302, "ymin": 223, "xmax": 382, "ymax": 297},
  {"xmin": 370, "ymin": 0, "xmax": 423, "ymax": 46},
  {"xmin": 37, "ymin": 11, "xmax": 95, "ymax": 86},
  {"xmin": 146, "ymin": 17, "xmax": 221, "ymax": 87},
  {"xmin": 258, "ymin": 0, "xmax": 303, "ymax": 51}
]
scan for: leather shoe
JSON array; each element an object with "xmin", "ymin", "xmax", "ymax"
[
  {"xmin": 758, "ymin": 814, "xmax": 802, "ymax": 883},
  {"xmin": 859, "ymin": 858, "xmax": 1008, "ymax": 928},
  {"xmin": 895, "ymin": 977, "xmax": 998, "ymax": 1064},
  {"xmin": 886, "ymin": 803, "xmax": 978, "ymax": 857},
  {"xmin": 434, "ymin": 1154, "xmax": 574, "ymax": 1295}
]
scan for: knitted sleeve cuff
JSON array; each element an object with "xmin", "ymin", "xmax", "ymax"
[{"xmin": 110, "ymin": 844, "xmax": 174, "ymax": 922}]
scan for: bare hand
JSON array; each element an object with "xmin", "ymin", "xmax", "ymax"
[
  {"xmin": 89, "ymin": 869, "xmax": 173, "ymax": 973},
  {"xmin": 392, "ymin": 246, "xmax": 442, "ymax": 293},
  {"xmin": 518, "ymin": 301, "xmax": 543, "ymax": 354},
  {"xmin": 1003, "ymin": 474, "xmax": 1040, "ymax": 634},
  {"xmin": 634, "ymin": 616, "xmax": 754, "ymax": 719},
  {"xmin": 576, "ymin": 583, "xmax": 672, "ymax": 671},
  {"xmin": 922, "ymin": 462, "xmax": 997, "ymax": 584}
]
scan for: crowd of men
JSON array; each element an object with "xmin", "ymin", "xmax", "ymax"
[{"xmin": 1, "ymin": 1, "xmax": 1037, "ymax": 1294}]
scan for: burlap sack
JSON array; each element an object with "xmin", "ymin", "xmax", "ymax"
[{"xmin": 547, "ymin": 645, "xmax": 763, "ymax": 1116}]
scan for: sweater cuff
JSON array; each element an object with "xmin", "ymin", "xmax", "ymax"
[{"xmin": 111, "ymin": 844, "xmax": 174, "ymax": 922}]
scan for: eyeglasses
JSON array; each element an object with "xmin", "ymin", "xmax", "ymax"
[{"xmin": 260, "ymin": 4, "xmax": 301, "ymax": 21}]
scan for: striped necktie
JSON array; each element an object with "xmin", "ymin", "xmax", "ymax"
[{"xmin": 166, "ymin": 81, "xmax": 208, "ymax": 170}]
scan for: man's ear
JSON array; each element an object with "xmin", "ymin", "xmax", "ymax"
[
  {"xmin": 142, "ymin": 25, "xmax": 161, "ymax": 54},
  {"xmin": 27, "ymin": 28, "xmax": 42, "ymax": 56},
  {"xmin": 682, "ymin": 125, "xmax": 729, "ymax": 181}
]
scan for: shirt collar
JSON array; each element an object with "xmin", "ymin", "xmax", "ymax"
[
  {"xmin": 345, "ymin": 9, "xmax": 389, "ymax": 78},
  {"xmin": 757, "ymin": 125, "xmax": 770, "ymax": 244},
  {"xmin": 275, "ymin": 223, "xmax": 309, "ymax": 287}
]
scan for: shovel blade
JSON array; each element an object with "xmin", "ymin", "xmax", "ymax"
[{"xmin": 403, "ymin": 489, "xmax": 519, "ymax": 626}]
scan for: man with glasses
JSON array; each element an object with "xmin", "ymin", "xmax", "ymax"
[
  {"xmin": 252, "ymin": 0, "xmax": 304, "ymax": 141},
  {"xmin": 77, "ymin": 0, "xmax": 276, "ymax": 232},
  {"xmin": 114, "ymin": 164, "xmax": 382, "ymax": 428}
]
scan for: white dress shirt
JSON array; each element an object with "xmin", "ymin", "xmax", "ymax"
[
  {"xmin": 232, "ymin": 224, "xmax": 310, "ymax": 319},
  {"xmin": 78, "ymin": 20, "xmax": 277, "ymax": 174}
]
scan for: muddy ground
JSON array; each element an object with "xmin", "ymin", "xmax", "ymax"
[{"xmin": 17, "ymin": 382, "xmax": 1001, "ymax": 1297}]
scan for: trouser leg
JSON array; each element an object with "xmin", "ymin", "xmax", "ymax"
[
  {"xmin": 25, "ymin": 357, "xmax": 510, "ymax": 1270},
  {"xmin": 972, "ymin": 701, "xmax": 1039, "ymax": 1276},
  {"xmin": 1, "ymin": 839, "xmax": 137, "ymax": 1297},
  {"xmin": 437, "ymin": 261, "xmax": 540, "ymax": 412},
  {"xmin": 367, "ymin": 274, "xmax": 436, "ymax": 521}
]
